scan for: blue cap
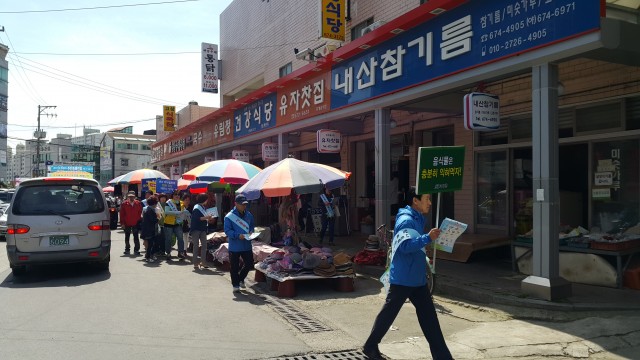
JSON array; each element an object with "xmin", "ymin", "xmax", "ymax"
[{"xmin": 235, "ymin": 194, "xmax": 249, "ymax": 204}]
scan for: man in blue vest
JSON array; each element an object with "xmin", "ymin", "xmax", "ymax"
[
  {"xmin": 224, "ymin": 194, "xmax": 255, "ymax": 293},
  {"xmin": 363, "ymin": 187, "xmax": 452, "ymax": 360}
]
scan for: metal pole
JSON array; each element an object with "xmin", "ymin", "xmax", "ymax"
[{"xmin": 35, "ymin": 105, "xmax": 41, "ymax": 177}]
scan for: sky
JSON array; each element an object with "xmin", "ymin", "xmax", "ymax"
[{"xmin": 1, "ymin": 0, "xmax": 233, "ymax": 150}]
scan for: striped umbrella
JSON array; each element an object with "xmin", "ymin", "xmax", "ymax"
[
  {"xmin": 181, "ymin": 159, "xmax": 261, "ymax": 184},
  {"xmin": 236, "ymin": 158, "xmax": 348, "ymax": 200},
  {"xmin": 107, "ymin": 169, "xmax": 169, "ymax": 185}
]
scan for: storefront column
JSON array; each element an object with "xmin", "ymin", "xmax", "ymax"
[
  {"xmin": 521, "ymin": 63, "xmax": 572, "ymax": 301},
  {"xmin": 374, "ymin": 108, "xmax": 391, "ymax": 231},
  {"xmin": 278, "ymin": 133, "xmax": 289, "ymax": 160}
]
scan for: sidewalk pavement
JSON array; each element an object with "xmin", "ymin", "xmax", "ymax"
[{"xmin": 325, "ymin": 231, "xmax": 640, "ymax": 313}]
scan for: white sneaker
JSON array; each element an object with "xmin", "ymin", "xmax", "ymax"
[
  {"xmin": 232, "ymin": 286, "xmax": 240, "ymax": 293},
  {"xmin": 239, "ymin": 281, "xmax": 246, "ymax": 289}
]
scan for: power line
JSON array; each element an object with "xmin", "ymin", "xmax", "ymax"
[
  {"xmin": 8, "ymin": 117, "xmax": 157, "ymax": 129},
  {"xmin": 0, "ymin": 31, "xmax": 48, "ymax": 105},
  {"xmin": 0, "ymin": 0, "xmax": 201, "ymax": 14},
  {"xmin": 10, "ymin": 59, "xmax": 183, "ymax": 106}
]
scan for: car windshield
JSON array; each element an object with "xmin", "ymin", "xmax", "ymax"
[{"xmin": 12, "ymin": 184, "xmax": 105, "ymax": 215}]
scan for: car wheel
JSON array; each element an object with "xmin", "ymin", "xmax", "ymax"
[
  {"xmin": 96, "ymin": 254, "xmax": 110, "ymax": 271},
  {"xmin": 11, "ymin": 264, "xmax": 26, "ymax": 276}
]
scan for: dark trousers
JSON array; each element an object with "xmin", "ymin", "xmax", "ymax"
[
  {"xmin": 320, "ymin": 215, "xmax": 335, "ymax": 244},
  {"xmin": 124, "ymin": 225, "xmax": 140, "ymax": 252},
  {"xmin": 365, "ymin": 284, "xmax": 453, "ymax": 360},
  {"xmin": 229, "ymin": 250, "xmax": 254, "ymax": 287},
  {"xmin": 144, "ymin": 235, "xmax": 159, "ymax": 259}
]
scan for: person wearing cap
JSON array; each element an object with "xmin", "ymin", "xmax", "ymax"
[
  {"xmin": 363, "ymin": 187, "xmax": 452, "ymax": 360},
  {"xmin": 224, "ymin": 194, "xmax": 255, "ymax": 293},
  {"xmin": 119, "ymin": 191, "xmax": 143, "ymax": 255}
]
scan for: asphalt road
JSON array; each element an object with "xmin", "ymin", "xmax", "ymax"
[{"xmin": 0, "ymin": 230, "xmax": 310, "ymax": 360}]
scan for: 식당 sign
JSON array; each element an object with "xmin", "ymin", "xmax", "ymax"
[
  {"xmin": 416, "ymin": 146, "xmax": 465, "ymax": 194},
  {"xmin": 163, "ymin": 105, "xmax": 176, "ymax": 132},
  {"xmin": 202, "ymin": 42, "xmax": 219, "ymax": 93},
  {"xmin": 317, "ymin": 129, "xmax": 341, "ymax": 153},
  {"xmin": 319, "ymin": 0, "xmax": 345, "ymax": 42},
  {"xmin": 464, "ymin": 92, "xmax": 500, "ymax": 131}
]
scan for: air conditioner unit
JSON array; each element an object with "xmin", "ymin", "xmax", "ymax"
[
  {"xmin": 314, "ymin": 43, "xmax": 338, "ymax": 58},
  {"xmin": 361, "ymin": 20, "xmax": 387, "ymax": 36}
]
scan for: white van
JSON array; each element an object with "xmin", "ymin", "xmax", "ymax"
[{"xmin": 6, "ymin": 177, "xmax": 111, "ymax": 276}]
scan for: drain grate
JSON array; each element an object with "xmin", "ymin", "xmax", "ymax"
[
  {"xmin": 261, "ymin": 295, "xmax": 332, "ymax": 333},
  {"xmin": 264, "ymin": 350, "xmax": 368, "ymax": 360}
]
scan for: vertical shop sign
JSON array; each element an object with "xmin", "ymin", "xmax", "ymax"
[
  {"xmin": 316, "ymin": 129, "xmax": 341, "ymax": 153},
  {"xmin": 202, "ymin": 43, "xmax": 219, "ymax": 93},
  {"xmin": 262, "ymin": 142, "xmax": 279, "ymax": 161},
  {"xmin": 319, "ymin": 0, "xmax": 345, "ymax": 41},
  {"xmin": 463, "ymin": 92, "xmax": 500, "ymax": 131},
  {"xmin": 416, "ymin": 146, "xmax": 465, "ymax": 194},
  {"xmin": 163, "ymin": 106, "xmax": 176, "ymax": 132},
  {"xmin": 232, "ymin": 150, "xmax": 250, "ymax": 162}
]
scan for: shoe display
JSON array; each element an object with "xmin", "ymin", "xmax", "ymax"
[
  {"xmin": 239, "ymin": 281, "xmax": 246, "ymax": 289},
  {"xmin": 232, "ymin": 286, "xmax": 240, "ymax": 293}
]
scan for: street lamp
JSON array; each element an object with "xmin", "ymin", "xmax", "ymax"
[{"xmin": 34, "ymin": 105, "xmax": 56, "ymax": 177}]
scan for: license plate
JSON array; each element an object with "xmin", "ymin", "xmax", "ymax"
[{"xmin": 49, "ymin": 235, "xmax": 70, "ymax": 246}]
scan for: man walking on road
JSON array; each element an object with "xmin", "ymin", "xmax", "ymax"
[
  {"xmin": 363, "ymin": 187, "xmax": 453, "ymax": 360},
  {"xmin": 120, "ymin": 191, "xmax": 143, "ymax": 255},
  {"xmin": 224, "ymin": 194, "xmax": 255, "ymax": 293}
]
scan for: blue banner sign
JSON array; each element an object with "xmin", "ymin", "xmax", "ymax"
[
  {"xmin": 156, "ymin": 179, "xmax": 178, "ymax": 194},
  {"xmin": 233, "ymin": 92, "xmax": 277, "ymax": 139},
  {"xmin": 331, "ymin": 0, "xmax": 601, "ymax": 109}
]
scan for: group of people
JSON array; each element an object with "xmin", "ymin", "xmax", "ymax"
[
  {"xmin": 117, "ymin": 190, "xmax": 257, "ymax": 291},
  {"xmin": 118, "ymin": 190, "xmax": 215, "ymax": 268},
  {"xmin": 116, "ymin": 186, "xmax": 453, "ymax": 359}
]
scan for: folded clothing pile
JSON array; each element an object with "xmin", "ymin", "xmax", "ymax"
[{"xmin": 333, "ymin": 252, "xmax": 354, "ymax": 276}]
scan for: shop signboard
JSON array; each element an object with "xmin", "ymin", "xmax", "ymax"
[
  {"xmin": 592, "ymin": 188, "xmax": 610, "ymax": 200},
  {"xmin": 261, "ymin": 142, "xmax": 279, "ymax": 161},
  {"xmin": 201, "ymin": 42, "xmax": 219, "ymax": 93},
  {"xmin": 594, "ymin": 172, "xmax": 613, "ymax": 186},
  {"xmin": 232, "ymin": 150, "xmax": 250, "ymax": 162},
  {"xmin": 319, "ymin": 0, "xmax": 345, "ymax": 42},
  {"xmin": 163, "ymin": 106, "xmax": 176, "ymax": 132},
  {"xmin": 277, "ymin": 72, "xmax": 331, "ymax": 127},
  {"xmin": 233, "ymin": 93, "xmax": 277, "ymax": 139},
  {"xmin": 212, "ymin": 117, "xmax": 233, "ymax": 146},
  {"xmin": 416, "ymin": 146, "xmax": 465, "ymax": 194},
  {"xmin": 331, "ymin": 0, "xmax": 602, "ymax": 109},
  {"xmin": 463, "ymin": 92, "xmax": 500, "ymax": 131},
  {"xmin": 316, "ymin": 129, "xmax": 341, "ymax": 153}
]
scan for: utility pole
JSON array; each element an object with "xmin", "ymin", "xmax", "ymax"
[{"xmin": 34, "ymin": 105, "xmax": 56, "ymax": 177}]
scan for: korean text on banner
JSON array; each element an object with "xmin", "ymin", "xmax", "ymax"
[
  {"xmin": 163, "ymin": 106, "xmax": 176, "ymax": 132},
  {"xmin": 202, "ymin": 43, "xmax": 219, "ymax": 93},
  {"xmin": 416, "ymin": 146, "xmax": 465, "ymax": 194},
  {"xmin": 319, "ymin": 0, "xmax": 345, "ymax": 41}
]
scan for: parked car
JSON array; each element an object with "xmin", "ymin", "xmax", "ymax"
[
  {"xmin": 0, "ymin": 189, "xmax": 15, "ymax": 203},
  {"xmin": 6, "ymin": 177, "xmax": 111, "ymax": 276},
  {"xmin": 0, "ymin": 205, "xmax": 8, "ymax": 240}
]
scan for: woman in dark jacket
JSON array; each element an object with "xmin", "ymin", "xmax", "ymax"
[{"xmin": 141, "ymin": 196, "xmax": 160, "ymax": 262}]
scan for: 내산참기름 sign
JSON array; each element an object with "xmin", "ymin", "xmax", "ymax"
[
  {"xmin": 416, "ymin": 146, "xmax": 465, "ymax": 194},
  {"xmin": 463, "ymin": 92, "xmax": 500, "ymax": 131}
]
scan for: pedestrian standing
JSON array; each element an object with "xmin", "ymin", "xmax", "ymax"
[
  {"xmin": 190, "ymin": 194, "xmax": 213, "ymax": 270},
  {"xmin": 141, "ymin": 190, "xmax": 153, "ymax": 207},
  {"xmin": 164, "ymin": 191, "xmax": 186, "ymax": 259},
  {"xmin": 318, "ymin": 187, "xmax": 336, "ymax": 245},
  {"xmin": 157, "ymin": 193, "xmax": 168, "ymax": 256},
  {"xmin": 140, "ymin": 196, "xmax": 160, "ymax": 263},
  {"xmin": 119, "ymin": 190, "xmax": 143, "ymax": 255},
  {"xmin": 362, "ymin": 187, "xmax": 453, "ymax": 360},
  {"xmin": 224, "ymin": 194, "xmax": 255, "ymax": 293}
]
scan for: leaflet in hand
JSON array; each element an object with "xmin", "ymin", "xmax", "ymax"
[
  {"xmin": 242, "ymin": 232, "xmax": 261, "ymax": 241},
  {"xmin": 206, "ymin": 207, "xmax": 218, "ymax": 218},
  {"xmin": 436, "ymin": 218, "xmax": 467, "ymax": 253}
]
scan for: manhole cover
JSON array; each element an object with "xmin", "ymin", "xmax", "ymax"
[{"xmin": 264, "ymin": 350, "xmax": 368, "ymax": 360}]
